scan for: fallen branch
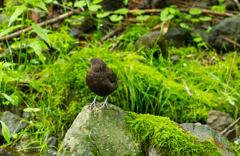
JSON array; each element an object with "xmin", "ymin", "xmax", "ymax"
[
  {"xmin": 0, "ymin": 10, "xmax": 77, "ymax": 41},
  {"xmin": 89, "ymin": 8, "xmax": 235, "ymax": 17},
  {"xmin": 219, "ymin": 35, "xmax": 240, "ymax": 48},
  {"xmin": 221, "ymin": 116, "xmax": 240, "ymax": 135}
]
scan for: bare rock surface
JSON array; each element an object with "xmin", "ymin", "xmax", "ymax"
[
  {"xmin": 207, "ymin": 110, "xmax": 236, "ymax": 140},
  {"xmin": 58, "ymin": 103, "xmax": 139, "ymax": 156}
]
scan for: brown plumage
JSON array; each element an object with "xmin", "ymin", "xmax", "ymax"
[{"xmin": 86, "ymin": 58, "xmax": 120, "ymax": 109}]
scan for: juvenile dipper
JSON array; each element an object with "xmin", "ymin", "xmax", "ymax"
[{"xmin": 86, "ymin": 58, "xmax": 120, "ymax": 109}]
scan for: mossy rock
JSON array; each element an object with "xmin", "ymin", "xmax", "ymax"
[{"xmin": 125, "ymin": 112, "xmax": 238, "ymax": 156}]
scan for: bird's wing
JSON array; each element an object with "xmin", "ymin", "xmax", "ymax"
[{"xmin": 106, "ymin": 69, "xmax": 118, "ymax": 83}]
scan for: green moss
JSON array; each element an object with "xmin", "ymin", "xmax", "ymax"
[
  {"xmin": 123, "ymin": 26, "xmax": 150, "ymax": 43},
  {"xmin": 145, "ymin": 16, "xmax": 161, "ymax": 28},
  {"xmin": 125, "ymin": 112, "xmax": 223, "ymax": 156},
  {"xmin": 35, "ymin": 45, "xmax": 240, "ymax": 137}
]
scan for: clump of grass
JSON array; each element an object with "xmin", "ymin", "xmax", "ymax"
[
  {"xmin": 35, "ymin": 45, "xmax": 239, "ymax": 133},
  {"xmin": 125, "ymin": 112, "xmax": 225, "ymax": 156}
]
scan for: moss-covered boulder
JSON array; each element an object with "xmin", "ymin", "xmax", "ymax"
[
  {"xmin": 58, "ymin": 103, "xmax": 238, "ymax": 156},
  {"xmin": 125, "ymin": 112, "xmax": 238, "ymax": 156},
  {"xmin": 58, "ymin": 103, "xmax": 140, "ymax": 156}
]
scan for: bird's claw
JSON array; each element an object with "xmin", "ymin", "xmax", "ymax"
[
  {"xmin": 100, "ymin": 102, "xmax": 108, "ymax": 109},
  {"xmin": 90, "ymin": 101, "xmax": 96, "ymax": 110}
]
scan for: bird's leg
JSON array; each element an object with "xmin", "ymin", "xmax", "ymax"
[
  {"xmin": 90, "ymin": 95, "xmax": 98, "ymax": 109},
  {"xmin": 100, "ymin": 96, "xmax": 108, "ymax": 109}
]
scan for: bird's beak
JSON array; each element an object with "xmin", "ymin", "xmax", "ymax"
[{"xmin": 85, "ymin": 58, "xmax": 91, "ymax": 62}]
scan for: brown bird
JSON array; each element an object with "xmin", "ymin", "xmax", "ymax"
[{"xmin": 86, "ymin": 58, "xmax": 120, "ymax": 109}]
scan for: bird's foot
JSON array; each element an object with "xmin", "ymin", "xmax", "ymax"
[
  {"xmin": 90, "ymin": 101, "xmax": 96, "ymax": 109},
  {"xmin": 100, "ymin": 96, "xmax": 108, "ymax": 109},
  {"xmin": 100, "ymin": 102, "xmax": 108, "ymax": 109},
  {"xmin": 90, "ymin": 95, "xmax": 98, "ymax": 110}
]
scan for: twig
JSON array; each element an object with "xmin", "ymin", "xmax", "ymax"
[
  {"xmin": 219, "ymin": 35, "xmax": 240, "ymax": 48},
  {"xmin": 0, "ymin": 10, "xmax": 77, "ymax": 41},
  {"xmin": 221, "ymin": 116, "xmax": 240, "ymax": 135},
  {"xmin": 218, "ymin": 51, "xmax": 237, "ymax": 108},
  {"xmin": 191, "ymin": 0, "xmax": 200, "ymax": 9},
  {"xmin": 101, "ymin": 26, "xmax": 123, "ymax": 41},
  {"xmin": 218, "ymin": 36, "xmax": 240, "ymax": 108},
  {"xmin": 55, "ymin": 2, "xmax": 85, "ymax": 13},
  {"xmin": 182, "ymin": 78, "xmax": 192, "ymax": 97},
  {"xmin": 109, "ymin": 28, "xmax": 128, "ymax": 52}
]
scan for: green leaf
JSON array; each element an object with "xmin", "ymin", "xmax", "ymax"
[
  {"xmin": 194, "ymin": 37, "xmax": 203, "ymax": 42},
  {"xmin": 2, "ymin": 93, "xmax": 15, "ymax": 106},
  {"xmin": 0, "ymin": 25, "xmax": 23, "ymax": 37},
  {"xmin": 0, "ymin": 121, "xmax": 10, "ymax": 143},
  {"xmin": 160, "ymin": 15, "xmax": 174, "ymax": 21},
  {"xmin": 0, "ymin": 62, "xmax": 3, "ymax": 90},
  {"xmin": 9, "ymin": 4, "xmax": 26, "ymax": 27},
  {"xmin": 185, "ymin": 14, "xmax": 192, "ymax": 20},
  {"xmin": 161, "ymin": 10, "xmax": 169, "ymax": 17},
  {"xmin": 132, "ymin": 10, "xmax": 145, "ymax": 15},
  {"xmin": 92, "ymin": 0, "xmax": 103, "ymax": 4},
  {"xmin": 2, "ymin": 62, "xmax": 16, "ymax": 68},
  {"xmin": 36, "ymin": 1, "xmax": 48, "ymax": 12},
  {"xmin": 189, "ymin": 9, "xmax": 201, "ymax": 15},
  {"xmin": 96, "ymin": 12, "xmax": 110, "ymax": 18},
  {"xmin": 25, "ymin": 0, "xmax": 41, "ymax": 5},
  {"xmin": 44, "ymin": 0, "xmax": 53, "ymax": 3},
  {"xmin": 123, "ymin": 0, "xmax": 128, "ymax": 5},
  {"xmin": 136, "ymin": 15, "xmax": 150, "ymax": 21},
  {"xmin": 191, "ymin": 18, "xmax": 200, "ymax": 23},
  {"xmin": 29, "ymin": 39, "xmax": 45, "ymax": 64},
  {"xmin": 23, "ymin": 108, "xmax": 41, "ymax": 112},
  {"xmin": 32, "ymin": 23, "xmax": 50, "ymax": 46},
  {"xmin": 199, "ymin": 16, "xmax": 212, "ymax": 21},
  {"xmin": 170, "ymin": 5, "xmax": 178, "ymax": 8},
  {"xmin": 74, "ymin": 1, "xmax": 87, "ymax": 8},
  {"xmin": 89, "ymin": 5, "xmax": 102, "ymax": 11},
  {"xmin": 180, "ymin": 23, "xmax": 191, "ymax": 30},
  {"xmin": 169, "ymin": 8, "xmax": 175, "ymax": 15},
  {"xmin": 30, "ymin": 59, "xmax": 40, "ymax": 64},
  {"xmin": 10, "ymin": 95, "xmax": 18, "ymax": 106},
  {"xmin": 109, "ymin": 15, "xmax": 123, "ymax": 22},
  {"xmin": 114, "ymin": 8, "xmax": 128, "ymax": 14},
  {"xmin": 211, "ymin": 5, "xmax": 226, "ymax": 13}
]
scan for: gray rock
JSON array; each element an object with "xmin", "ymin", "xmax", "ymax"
[
  {"xmin": 180, "ymin": 123, "xmax": 235, "ymax": 156},
  {"xmin": 47, "ymin": 137, "xmax": 58, "ymax": 148},
  {"xmin": 13, "ymin": 133, "xmax": 40, "ymax": 154},
  {"xmin": 207, "ymin": 110, "xmax": 236, "ymax": 140},
  {"xmin": 98, "ymin": 0, "xmax": 123, "ymax": 11},
  {"xmin": 151, "ymin": 0, "xmax": 170, "ymax": 8},
  {"xmin": 135, "ymin": 31, "xmax": 167, "ymax": 58},
  {"xmin": 195, "ymin": 28, "xmax": 209, "ymax": 43},
  {"xmin": 46, "ymin": 137, "xmax": 58, "ymax": 156},
  {"xmin": 58, "ymin": 103, "xmax": 140, "ymax": 156},
  {"xmin": 70, "ymin": 18, "xmax": 94, "ymax": 33},
  {"xmin": 22, "ymin": 112, "xmax": 31, "ymax": 121},
  {"xmin": 208, "ymin": 15, "xmax": 240, "ymax": 52},
  {"xmin": 69, "ymin": 28, "xmax": 83, "ymax": 39},
  {"xmin": 0, "ymin": 111, "xmax": 29, "ymax": 137},
  {"xmin": 137, "ymin": 0, "xmax": 151, "ymax": 9},
  {"xmin": 0, "ymin": 148, "xmax": 11, "ymax": 156},
  {"xmin": 165, "ymin": 26, "xmax": 190, "ymax": 47}
]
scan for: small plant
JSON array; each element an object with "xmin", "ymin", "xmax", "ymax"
[{"xmin": 0, "ymin": 121, "xmax": 10, "ymax": 143}]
